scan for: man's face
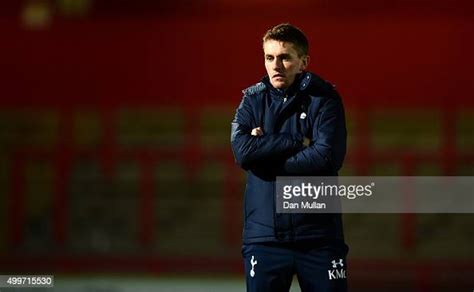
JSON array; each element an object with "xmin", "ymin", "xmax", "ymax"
[{"xmin": 263, "ymin": 40, "xmax": 309, "ymax": 89}]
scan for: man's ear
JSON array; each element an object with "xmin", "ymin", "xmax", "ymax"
[{"xmin": 300, "ymin": 55, "xmax": 309, "ymax": 71}]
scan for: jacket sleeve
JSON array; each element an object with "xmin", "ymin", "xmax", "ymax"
[
  {"xmin": 231, "ymin": 95, "xmax": 303, "ymax": 170},
  {"xmin": 282, "ymin": 95, "xmax": 347, "ymax": 174}
]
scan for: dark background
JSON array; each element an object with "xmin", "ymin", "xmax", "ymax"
[{"xmin": 0, "ymin": 0, "xmax": 473, "ymax": 291}]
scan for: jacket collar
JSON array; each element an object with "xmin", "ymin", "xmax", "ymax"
[
  {"xmin": 261, "ymin": 73, "xmax": 304, "ymax": 98},
  {"xmin": 261, "ymin": 71, "xmax": 335, "ymax": 98}
]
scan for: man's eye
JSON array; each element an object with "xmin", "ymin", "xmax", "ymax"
[{"xmin": 265, "ymin": 56, "xmax": 273, "ymax": 61}]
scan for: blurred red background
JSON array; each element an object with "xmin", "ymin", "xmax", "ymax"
[{"xmin": 0, "ymin": 1, "xmax": 473, "ymax": 291}]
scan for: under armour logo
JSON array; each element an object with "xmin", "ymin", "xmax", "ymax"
[
  {"xmin": 331, "ymin": 259, "xmax": 344, "ymax": 268},
  {"xmin": 250, "ymin": 256, "xmax": 258, "ymax": 278}
]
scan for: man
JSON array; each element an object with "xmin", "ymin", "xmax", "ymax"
[{"xmin": 230, "ymin": 23, "xmax": 349, "ymax": 292}]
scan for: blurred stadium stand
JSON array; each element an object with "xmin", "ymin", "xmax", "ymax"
[{"xmin": 0, "ymin": 0, "xmax": 473, "ymax": 291}]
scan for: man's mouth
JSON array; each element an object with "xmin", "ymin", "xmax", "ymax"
[{"xmin": 273, "ymin": 74, "xmax": 285, "ymax": 79}]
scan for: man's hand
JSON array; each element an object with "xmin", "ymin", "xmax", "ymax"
[
  {"xmin": 251, "ymin": 127, "xmax": 264, "ymax": 137},
  {"xmin": 251, "ymin": 127, "xmax": 310, "ymax": 147},
  {"xmin": 303, "ymin": 137, "xmax": 311, "ymax": 147}
]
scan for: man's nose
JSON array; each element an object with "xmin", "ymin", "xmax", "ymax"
[{"xmin": 272, "ymin": 58, "xmax": 283, "ymax": 70}]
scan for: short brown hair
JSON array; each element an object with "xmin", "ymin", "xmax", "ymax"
[{"xmin": 262, "ymin": 23, "xmax": 309, "ymax": 56}]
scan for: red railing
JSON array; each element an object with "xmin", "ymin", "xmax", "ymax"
[{"xmin": 1, "ymin": 101, "xmax": 473, "ymax": 290}]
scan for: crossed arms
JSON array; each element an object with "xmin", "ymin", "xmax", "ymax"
[{"xmin": 230, "ymin": 95, "xmax": 345, "ymax": 175}]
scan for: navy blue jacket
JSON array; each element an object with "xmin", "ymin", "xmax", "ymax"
[{"xmin": 231, "ymin": 72, "xmax": 347, "ymax": 244}]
